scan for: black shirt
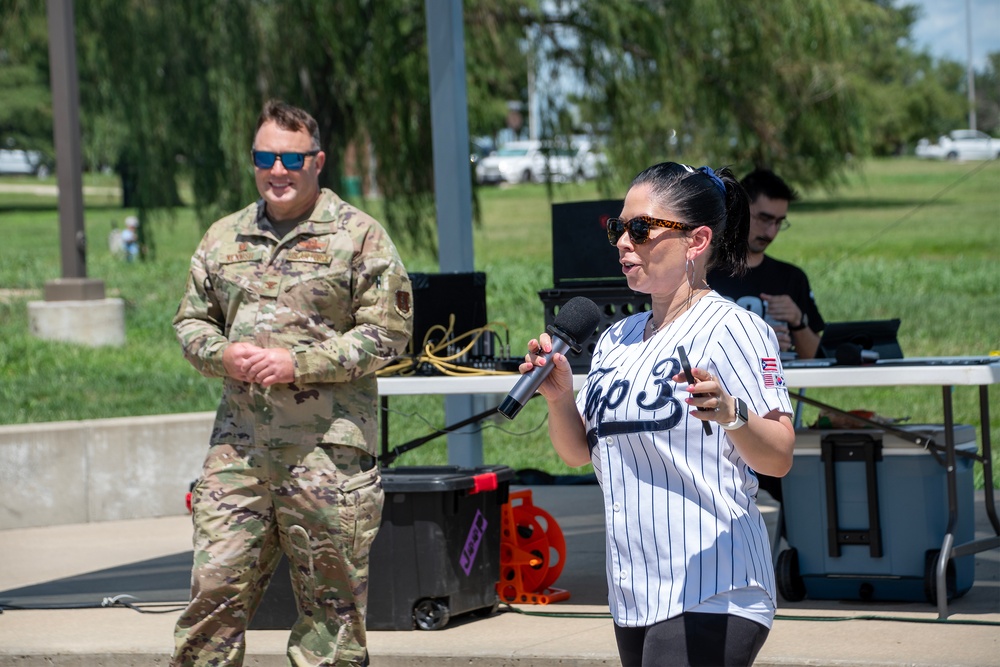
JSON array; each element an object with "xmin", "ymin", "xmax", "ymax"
[{"xmin": 708, "ymin": 255, "xmax": 825, "ymax": 334}]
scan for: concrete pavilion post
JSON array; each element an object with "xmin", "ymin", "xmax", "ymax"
[
  {"xmin": 28, "ymin": 0, "xmax": 125, "ymax": 347},
  {"xmin": 424, "ymin": 0, "xmax": 487, "ymax": 467}
]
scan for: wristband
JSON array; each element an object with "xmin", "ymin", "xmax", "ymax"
[
  {"xmin": 720, "ymin": 397, "xmax": 749, "ymax": 431},
  {"xmin": 788, "ymin": 313, "xmax": 809, "ymax": 332}
]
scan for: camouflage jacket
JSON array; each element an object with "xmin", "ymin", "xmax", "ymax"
[{"xmin": 173, "ymin": 189, "xmax": 413, "ymax": 453}]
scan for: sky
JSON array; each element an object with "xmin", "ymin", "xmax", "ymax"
[{"xmin": 908, "ymin": 0, "xmax": 1000, "ymax": 70}]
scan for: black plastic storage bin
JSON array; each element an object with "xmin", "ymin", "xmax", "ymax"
[
  {"xmin": 367, "ymin": 464, "xmax": 514, "ymax": 630},
  {"xmin": 538, "ymin": 286, "xmax": 649, "ymax": 372},
  {"xmin": 248, "ymin": 464, "xmax": 513, "ymax": 632}
]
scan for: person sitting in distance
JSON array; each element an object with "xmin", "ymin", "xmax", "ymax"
[{"xmin": 708, "ymin": 168, "xmax": 825, "ymax": 360}]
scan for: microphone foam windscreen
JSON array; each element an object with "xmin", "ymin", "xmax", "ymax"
[
  {"xmin": 835, "ymin": 343, "xmax": 862, "ymax": 366},
  {"xmin": 552, "ymin": 296, "xmax": 602, "ymax": 344},
  {"xmin": 835, "ymin": 342, "xmax": 878, "ymax": 366}
]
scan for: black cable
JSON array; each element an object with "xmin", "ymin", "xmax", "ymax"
[
  {"xmin": 378, "ymin": 399, "xmax": 549, "ymax": 465},
  {"xmin": 102, "ymin": 595, "xmax": 188, "ymax": 614},
  {"xmin": 499, "ymin": 603, "xmax": 611, "ymax": 619},
  {"xmin": 773, "ymin": 613, "xmax": 1000, "ymax": 626},
  {"xmin": 0, "ymin": 595, "xmax": 188, "ymax": 614}
]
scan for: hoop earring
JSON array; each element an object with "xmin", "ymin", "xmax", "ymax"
[{"xmin": 686, "ymin": 257, "xmax": 696, "ymax": 290}]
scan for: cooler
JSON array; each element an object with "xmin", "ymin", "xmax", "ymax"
[
  {"xmin": 777, "ymin": 424, "xmax": 977, "ymax": 604},
  {"xmin": 366, "ymin": 465, "xmax": 513, "ymax": 630}
]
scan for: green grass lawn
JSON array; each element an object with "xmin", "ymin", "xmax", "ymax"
[{"xmin": 1, "ymin": 157, "xmax": 997, "ymax": 487}]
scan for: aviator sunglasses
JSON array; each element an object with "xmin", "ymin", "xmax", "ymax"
[
  {"xmin": 251, "ymin": 150, "xmax": 320, "ymax": 171},
  {"xmin": 606, "ymin": 215, "xmax": 694, "ymax": 245}
]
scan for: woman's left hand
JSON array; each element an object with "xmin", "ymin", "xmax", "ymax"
[
  {"xmin": 673, "ymin": 366, "xmax": 738, "ymax": 425},
  {"xmin": 673, "ymin": 365, "xmax": 796, "ymax": 476}
]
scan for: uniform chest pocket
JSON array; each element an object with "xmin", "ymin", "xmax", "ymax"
[
  {"xmin": 215, "ymin": 247, "xmax": 269, "ymax": 306},
  {"xmin": 281, "ymin": 256, "xmax": 352, "ymax": 310}
]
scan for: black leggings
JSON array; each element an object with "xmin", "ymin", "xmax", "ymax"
[{"xmin": 614, "ymin": 612, "xmax": 769, "ymax": 667}]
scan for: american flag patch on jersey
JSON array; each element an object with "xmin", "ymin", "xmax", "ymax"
[
  {"xmin": 761, "ymin": 357, "xmax": 779, "ymax": 372},
  {"xmin": 764, "ymin": 373, "xmax": 785, "ymax": 388}
]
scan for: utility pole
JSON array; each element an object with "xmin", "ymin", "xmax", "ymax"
[
  {"xmin": 424, "ymin": 0, "xmax": 483, "ymax": 467},
  {"xmin": 528, "ymin": 50, "xmax": 539, "ymax": 141},
  {"xmin": 45, "ymin": 0, "xmax": 101, "ymax": 300}
]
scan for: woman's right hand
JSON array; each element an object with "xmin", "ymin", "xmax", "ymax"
[{"xmin": 519, "ymin": 332, "xmax": 575, "ymax": 401}]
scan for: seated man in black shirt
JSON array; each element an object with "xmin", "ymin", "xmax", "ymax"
[
  {"xmin": 709, "ymin": 168, "xmax": 825, "ymax": 360},
  {"xmin": 709, "ymin": 169, "xmax": 825, "ymax": 511}
]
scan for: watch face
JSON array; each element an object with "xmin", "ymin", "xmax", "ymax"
[{"xmin": 722, "ymin": 398, "xmax": 749, "ymax": 430}]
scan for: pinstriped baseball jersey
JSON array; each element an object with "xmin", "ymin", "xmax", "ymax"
[{"xmin": 576, "ymin": 291, "xmax": 793, "ymax": 627}]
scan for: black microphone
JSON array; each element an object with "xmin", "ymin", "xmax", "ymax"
[
  {"xmin": 498, "ymin": 296, "xmax": 602, "ymax": 420},
  {"xmin": 835, "ymin": 342, "xmax": 879, "ymax": 366}
]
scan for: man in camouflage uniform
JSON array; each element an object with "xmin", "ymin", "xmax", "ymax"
[{"xmin": 171, "ymin": 100, "xmax": 412, "ymax": 666}]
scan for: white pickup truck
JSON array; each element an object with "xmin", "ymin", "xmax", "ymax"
[{"xmin": 915, "ymin": 129, "xmax": 1000, "ymax": 161}]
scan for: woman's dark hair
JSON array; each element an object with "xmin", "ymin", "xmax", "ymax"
[
  {"xmin": 254, "ymin": 99, "xmax": 321, "ymax": 149},
  {"xmin": 630, "ymin": 162, "xmax": 750, "ymax": 277}
]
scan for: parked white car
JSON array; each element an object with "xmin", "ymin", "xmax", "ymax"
[
  {"xmin": 474, "ymin": 140, "xmax": 547, "ymax": 184},
  {"xmin": 474, "ymin": 139, "xmax": 608, "ymax": 185},
  {"xmin": 915, "ymin": 130, "xmax": 1000, "ymax": 161},
  {"xmin": 559, "ymin": 139, "xmax": 608, "ymax": 181},
  {"xmin": 0, "ymin": 149, "xmax": 51, "ymax": 177}
]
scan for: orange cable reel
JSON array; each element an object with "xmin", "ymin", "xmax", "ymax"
[{"xmin": 497, "ymin": 489, "xmax": 570, "ymax": 605}]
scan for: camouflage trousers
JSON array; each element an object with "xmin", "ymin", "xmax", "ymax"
[{"xmin": 172, "ymin": 442, "xmax": 383, "ymax": 667}]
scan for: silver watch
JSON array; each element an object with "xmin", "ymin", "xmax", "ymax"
[{"xmin": 720, "ymin": 397, "xmax": 749, "ymax": 431}]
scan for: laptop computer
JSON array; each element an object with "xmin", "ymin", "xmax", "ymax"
[{"xmin": 816, "ymin": 318, "xmax": 903, "ymax": 361}]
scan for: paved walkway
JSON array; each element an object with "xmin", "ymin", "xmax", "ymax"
[
  {"xmin": 0, "ymin": 485, "xmax": 997, "ymax": 666},
  {"xmin": 0, "ymin": 182, "xmax": 121, "ymax": 197}
]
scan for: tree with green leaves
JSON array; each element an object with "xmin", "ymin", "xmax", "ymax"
[
  {"xmin": 1, "ymin": 0, "xmax": 990, "ymax": 257},
  {"xmin": 69, "ymin": 0, "xmax": 531, "ymax": 255},
  {"xmin": 0, "ymin": 1, "xmax": 53, "ymax": 155},
  {"xmin": 534, "ymin": 0, "xmax": 907, "ymax": 184},
  {"xmin": 847, "ymin": 1, "xmax": 971, "ymax": 155},
  {"xmin": 974, "ymin": 52, "xmax": 1000, "ymax": 134}
]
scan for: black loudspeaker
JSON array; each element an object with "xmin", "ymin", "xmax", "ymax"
[
  {"xmin": 408, "ymin": 272, "xmax": 490, "ymax": 362},
  {"xmin": 410, "ymin": 271, "xmax": 487, "ymax": 348},
  {"xmin": 551, "ymin": 199, "xmax": 625, "ymax": 287}
]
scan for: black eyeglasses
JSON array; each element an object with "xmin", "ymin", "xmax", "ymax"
[
  {"xmin": 606, "ymin": 215, "xmax": 694, "ymax": 245},
  {"xmin": 251, "ymin": 150, "xmax": 320, "ymax": 171},
  {"xmin": 752, "ymin": 211, "xmax": 790, "ymax": 231}
]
